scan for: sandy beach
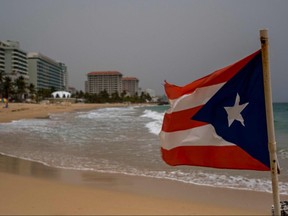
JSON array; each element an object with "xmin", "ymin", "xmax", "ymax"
[
  {"xmin": 0, "ymin": 102, "xmax": 286, "ymax": 215},
  {"xmin": 0, "ymin": 102, "xmax": 128, "ymax": 123}
]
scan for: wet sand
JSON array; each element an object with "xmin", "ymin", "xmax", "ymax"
[{"xmin": 0, "ymin": 102, "xmax": 286, "ymax": 215}]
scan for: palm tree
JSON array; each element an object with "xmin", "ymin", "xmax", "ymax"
[
  {"xmin": 28, "ymin": 83, "xmax": 36, "ymax": 101},
  {"xmin": 99, "ymin": 89, "xmax": 109, "ymax": 103},
  {"xmin": 0, "ymin": 71, "xmax": 5, "ymax": 98},
  {"xmin": 111, "ymin": 91, "xmax": 121, "ymax": 102},
  {"xmin": 28, "ymin": 83, "xmax": 36, "ymax": 95},
  {"xmin": 37, "ymin": 88, "xmax": 52, "ymax": 101},
  {"xmin": 3, "ymin": 76, "xmax": 13, "ymax": 99},
  {"xmin": 14, "ymin": 76, "xmax": 26, "ymax": 102}
]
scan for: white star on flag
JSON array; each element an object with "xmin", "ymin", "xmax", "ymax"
[{"xmin": 224, "ymin": 93, "xmax": 249, "ymax": 127}]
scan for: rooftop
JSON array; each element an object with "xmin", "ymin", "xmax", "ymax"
[
  {"xmin": 122, "ymin": 77, "xmax": 139, "ymax": 81},
  {"xmin": 88, "ymin": 71, "xmax": 122, "ymax": 76}
]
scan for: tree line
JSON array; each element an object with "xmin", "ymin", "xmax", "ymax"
[
  {"xmin": 0, "ymin": 72, "xmax": 36, "ymax": 102},
  {"xmin": 75, "ymin": 89, "xmax": 152, "ymax": 103},
  {"xmin": 0, "ymin": 72, "xmax": 152, "ymax": 103}
]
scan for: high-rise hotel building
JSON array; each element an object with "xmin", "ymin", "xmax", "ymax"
[
  {"xmin": 28, "ymin": 52, "xmax": 67, "ymax": 91},
  {"xmin": 0, "ymin": 42, "xmax": 6, "ymax": 74},
  {"xmin": 0, "ymin": 40, "xmax": 28, "ymax": 81},
  {"xmin": 122, "ymin": 77, "xmax": 139, "ymax": 96},
  {"xmin": 87, "ymin": 71, "xmax": 123, "ymax": 94},
  {"xmin": 59, "ymin": 62, "xmax": 68, "ymax": 91}
]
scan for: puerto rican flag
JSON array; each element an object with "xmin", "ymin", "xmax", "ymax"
[{"xmin": 160, "ymin": 50, "xmax": 270, "ymax": 171}]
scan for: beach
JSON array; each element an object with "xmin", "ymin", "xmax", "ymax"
[
  {"xmin": 0, "ymin": 103, "xmax": 287, "ymax": 215},
  {"xmin": 0, "ymin": 102, "xmax": 128, "ymax": 123}
]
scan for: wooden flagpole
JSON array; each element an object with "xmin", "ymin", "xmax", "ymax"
[{"xmin": 260, "ymin": 29, "xmax": 281, "ymax": 215}]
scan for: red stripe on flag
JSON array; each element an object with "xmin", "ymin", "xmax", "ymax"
[
  {"xmin": 164, "ymin": 50, "xmax": 261, "ymax": 100},
  {"xmin": 161, "ymin": 145, "xmax": 269, "ymax": 171},
  {"xmin": 162, "ymin": 106, "xmax": 207, "ymax": 132}
]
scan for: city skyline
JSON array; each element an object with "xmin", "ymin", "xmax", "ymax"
[{"xmin": 1, "ymin": 39, "xmax": 144, "ymax": 96}]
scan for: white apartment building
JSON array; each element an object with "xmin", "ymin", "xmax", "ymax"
[
  {"xmin": 28, "ymin": 52, "xmax": 66, "ymax": 91},
  {"xmin": 87, "ymin": 71, "xmax": 123, "ymax": 95},
  {"xmin": 0, "ymin": 40, "xmax": 28, "ymax": 81},
  {"xmin": 122, "ymin": 77, "xmax": 139, "ymax": 96},
  {"xmin": 0, "ymin": 44, "xmax": 5, "ymax": 74},
  {"xmin": 59, "ymin": 62, "xmax": 68, "ymax": 91}
]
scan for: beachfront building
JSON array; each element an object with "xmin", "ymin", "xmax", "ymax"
[
  {"xmin": 51, "ymin": 91, "xmax": 71, "ymax": 98},
  {"xmin": 68, "ymin": 86, "xmax": 77, "ymax": 95},
  {"xmin": 0, "ymin": 40, "xmax": 29, "ymax": 82},
  {"xmin": 59, "ymin": 62, "xmax": 68, "ymax": 91},
  {"xmin": 28, "ymin": 52, "xmax": 66, "ymax": 91},
  {"xmin": 0, "ymin": 43, "xmax": 5, "ymax": 74},
  {"xmin": 122, "ymin": 77, "xmax": 139, "ymax": 96},
  {"xmin": 87, "ymin": 71, "xmax": 123, "ymax": 95},
  {"xmin": 85, "ymin": 81, "xmax": 88, "ymax": 93},
  {"xmin": 145, "ymin": 88, "xmax": 159, "ymax": 102},
  {"xmin": 145, "ymin": 88, "xmax": 156, "ymax": 98}
]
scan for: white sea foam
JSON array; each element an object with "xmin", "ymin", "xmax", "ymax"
[
  {"xmin": 140, "ymin": 109, "xmax": 164, "ymax": 135},
  {"xmin": 279, "ymin": 149, "xmax": 288, "ymax": 160},
  {"xmin": 76, "ymin": 107, "xmax": 137, "ymax": 123}
]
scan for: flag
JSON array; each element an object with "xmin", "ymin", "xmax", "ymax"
[{"xmin": 160, "ymin": 50, "xmax": 270, "ymax": 171}]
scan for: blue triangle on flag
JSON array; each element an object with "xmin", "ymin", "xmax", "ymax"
[{"xmin": 192, "ymin": 53, "xmax": 270, "ymax": 168}]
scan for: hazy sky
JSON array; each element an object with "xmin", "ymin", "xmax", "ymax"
[{"xmin": 1, "ymin": 0, "xmax": 288, "ymax": 101}]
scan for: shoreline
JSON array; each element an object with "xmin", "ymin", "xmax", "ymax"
[{"xmin": 0, "ymin": 102, "xmax": 287, "ymax": 214}]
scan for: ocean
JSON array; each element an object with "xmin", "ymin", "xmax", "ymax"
[{"xmin": 0, "ymin": 103, "xmax": 287, "ymax": 194}]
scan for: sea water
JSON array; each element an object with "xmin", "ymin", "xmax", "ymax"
[{"xmin": 0, "ymin": 103, "xmax": 287, "ymax": 194}]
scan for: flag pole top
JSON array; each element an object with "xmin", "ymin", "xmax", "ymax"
[
  {"xmin": 260, "ymin": 29, "xmax": 268, "ymax": 36},
  {"xmin": 260, "ymin": 29, "xmax": 269, "ymax": 44}
]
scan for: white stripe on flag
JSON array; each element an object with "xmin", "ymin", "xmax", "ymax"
[
  {"xmin": 167, "ymin": 83, "xmax": 225, "ymax": 114},
  {"xmin": 160, "ymin": 125, "xmax": 235, "ymax": 150}
]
